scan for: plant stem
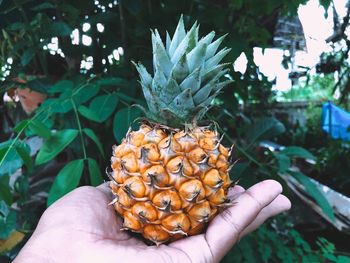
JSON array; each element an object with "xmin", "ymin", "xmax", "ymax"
[
  {"xmin": 71, "ymin": 99, "xmax": 87, "ymax": 160},
  {"xmin": 0, "ymin": 105, "xmax": 46, "ymax": 167},
  {"xmin": 118, "ymin": 0, "xmax": 128, "ymax": 61}
]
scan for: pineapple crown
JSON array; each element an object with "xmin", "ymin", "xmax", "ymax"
[{"xmin": 134, "ymin": 15, "xmax": 232, "ymax": 128}]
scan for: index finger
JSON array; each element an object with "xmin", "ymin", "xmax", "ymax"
[{"xmin": 205, "ymin": 180, "xmax": 283, "ymax": 262}]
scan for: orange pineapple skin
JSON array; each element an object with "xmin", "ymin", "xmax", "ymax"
[{"xmin": 110, "ymin": 123, "xmax": 233, "ymax": 245}]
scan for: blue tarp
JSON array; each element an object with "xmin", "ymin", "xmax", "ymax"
[{"xmin": 322, "ymin": 101, "xmax": 350, "ymax": 141}]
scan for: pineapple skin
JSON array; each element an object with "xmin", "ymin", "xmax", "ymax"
[{"xmin": 110, "ymin": 123, "xmax": 233, "ymax": 245}]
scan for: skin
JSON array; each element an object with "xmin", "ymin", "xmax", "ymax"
[{"xmin": 14, "ymin": 180, "xmax": 291, "ymax": 263}]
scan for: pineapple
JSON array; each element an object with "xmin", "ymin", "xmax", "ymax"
[{"xmin": 109, "ymin": 16, "xmax": 234, "ymax": 245}]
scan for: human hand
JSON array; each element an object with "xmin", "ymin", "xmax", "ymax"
[{"xmin": 15, "ymin": 180, "xmax": 290, "ymax": 263}]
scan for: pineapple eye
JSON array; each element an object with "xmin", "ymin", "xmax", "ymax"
[
  {"xmin": 202, "ymin": 169, "xmax": 223, "ymax": 188},
  {"xmin": 161, "ymin": 214, "xmax": 190, "ymax": 234},
  {"xmin": 121, "ymin": 152, "xmax": 138, "ymax": 173},
  {"xmin": 152, "ymin": 190, "xmax": 182, "ymax": 211},
  {"xmin": 122, "ymin": 211, "xmax": 142, "ymax": 232},
  {"xmin": 188, "ymin": 147, "xmax": 208, "ymax": 163},
  {"xmin": 207, "ymin": 188, "xmax": 227, "ymax": 206},
  {"xmin": 178, "ymin": 179, "xmax": 205, "ymax": 202},
  {"xmin": 143, "ymin": 225, "xmax": 170, "ymax": 246},
  {"xmin": 132, "ymin": 202, "xmax": 158, "ymax": 222},
  {"xmin": 123, "ymin": 177, "xmax": 146, "ymax": 198},
  {"xmin": 142, "ymin": 165, "xmax": 170, "ymax": 187},
  {"xmin": 188, "ymin": 201, "xmax": 211, "ymax": 223},
  {"xmin": 166, "ymin": 156, "xmax": 184, "ymax": 173},
  {"xmin": 117, "ymin": 188, "xmax": 134, "ymax": 208},
  {"xmin": 141, "ymin": 143, "xmax": 160, "ymax": 162}
]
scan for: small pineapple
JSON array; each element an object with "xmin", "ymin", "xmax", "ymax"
[{"xmin": 109, "ymin": 16, "xmax": 234, "ymax": 245}]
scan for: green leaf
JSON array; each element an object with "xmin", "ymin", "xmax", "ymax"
[
  {"xmin": 78, "ymin": 106, "xmax": 99, "ymax": 121},
  {"xmin": 280, "ymin": 146, "xmax": 316, "ymax": 161},
  {"xmin": 87, "ymin": 158, "xmax": 103, "ymax": 186},
  {"xmin": 29, "ymin": 119, "xmax": 51, "ymax": 139},
  {"xmin": 80, "ymin": 93, "xmax": 119, "ymax": 122},
  {"xmin": 0, "ymin": 201, "xmax": 9, "ymax": 217},
  {"xmin": 0, "ymin": 175, "xmax": 12, "ymax": 205},
  {"xmin": 27, "ymin": 78, "xmax": 52, "ymax": 93},
  {"xmin": 49, "ymin": 80, "xmax": 74, "ymax": 94},
  {"xmin": 13, "ymin": 120, "xmax": 29, "ymax": 133},
  {"xmin": 45, "ymin": 22, "xmax": 72, "ymax": 37},
  {"xmin": 14, "ymin": 142, "xmax": 32, "ymax": 172},
  {"xmin": 83, "ymin": 128, "xmax": 104, "ymax": 157},
  {"xmin": 35, "ymin": 129, "xmax": 78, "ymax": 165},
  {"xmin": 244, "ymin": 117, "xmax": 285, "ymax": 145},
  {"xmin": 47, "ymin": 159, "xmax": 84, "ymax": 206},
  {"xmin": 6, "ymin": 22, "xmax": 25, "ymax": 31},
  {"xmin": 73, "ymin": 84, "xmax": 100, "ymax": 106},
  {"xmin": 96, "ymin": 77, "xmax": 129, "ymax": 87},
  {"xmin": 0, "ymin": 210, "xmax": 16, "ymax": 239},
  {"xmin": 291, "ymin": 171, "xmax": 335, "ymax": 221},
  {"xmin": 113, "ymin": 107, "xmax": 142, "ymax": 142},
  {"xmin": 20, "ymin": 48, "xmax": 36, "ymax": 66},
  {"xmin": 275, "ymin": 154, "xmax": 290, "ymax": 173},
  {"xmin": 90, "ymin": 93, "xmax": 119, "ymax": 121},
  {"xmin": 0, "ymin": 142, "xmax": 22, "ymax": 176}
]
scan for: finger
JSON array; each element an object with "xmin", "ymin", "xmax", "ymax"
[
  {"xmin": 97, "ymin": 182, "xmax": 112, "ymax": 196},
  {"xmin": 205, "ymin": 180, "xmax": 283, "ymax": 262},
  {"xmin": 228, "ymin": 185, "xmax": 245, "ymax": 199},
  {"xmin": 239, "ymin": 194, "xmax": 291, "ymax": 239}
]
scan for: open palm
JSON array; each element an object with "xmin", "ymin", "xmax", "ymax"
[{"xmin": 15, "ymin": 180, "xmax": 290, "ymax": 263}]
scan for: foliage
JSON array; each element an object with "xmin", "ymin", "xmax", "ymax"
[
  {"xmin": 223, "ymin": 220, "xmax": 350, "ymax": 263},
  {"xmin": 0, "ymin": 0, "xmax": 348, "ymax": 261},
  {"xmin": 277, "ymin": 74, "xmax": 336, "ymax": 102},
  {"xmin": 279, "ymin": 104, "xmax": 350, "ymax": 196}
]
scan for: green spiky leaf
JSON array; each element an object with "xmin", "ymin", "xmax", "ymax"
[{"xmin": 135, "ymin": 17, "xmax": 232, "ymax": 127}]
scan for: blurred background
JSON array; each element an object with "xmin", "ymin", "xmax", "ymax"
[{"xmin": 1, "ymin": 0, "xmax": 350, "ymax": 262}]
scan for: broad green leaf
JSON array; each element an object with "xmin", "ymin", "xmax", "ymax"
[
  {"xmin": 27, "ymin": 78, "xmax": 52, "ymax": 93},
  {"xmin": 87, "ymin": 158, "xmax": 103, "ymax": 186},
  {"xmin": 275, "ymin": 154, "xmax": 290, "ymax": 173},
  {"xmin": 78, "ymin": 106, "xmax": 99, "ymax": 121},
  {"xmin": 0, "ymin": 141, "xmax": 22, "ymax": 176},
  {"xmin": 90, "ymin": 93, "xmax": 119, "ymax": 121},
  {"xmin": 13, "ymin": 120, "xmax": 29, "ymax": 133},
  {"xmin": 280, "ymin": 146, "xmax": 316, "ymax": 161},
  {"xmin": 6, "ymin": 22, "xmax": 25, "ymax": 31},
  {"xmin": 20, "ymin": 48, "xmax": 35, "ymax": 66},
  {"xmin": 113, "ymin": 107, "xmax": 142, "ymax": 142},
  {"xmin": 0, "ymin": 175, "xmax": 12, "ymax": 205},
  {"xmin": 0, "ymin": 201, "xmax": 9, "ymax": 217},
  {"xmin": 244, "ymin": 117, "xmax": 285, "ymax": 145},
  {"xmin": 47, "ymin": 159, "xmax": 84, "ymax": 206},
  {"xmin": 49, "ymin": 80, "xmax": 74, "ymax": 94},
  {"xmin": 83, "ymin": 128, "xmax": 104, "ymax": 157},
  {"xmin": 96, "ymin": 77, "xmax": 129, "ymax": 87},
  {"xmin": 40, "ymin": 90, "xmax": 73, "ymax": 113},
  {"xmin": 0, "ymin": 211, "xmax": 16, "ymax": 239},
  {"xmin": 291, "ymin": 171, "xmax": 335, "ymax": 221},
  {"xmin": 35, "ymin": 129, "xmax": 78, "ymax": 165},
  {"xmin": 14, "ymin": 142, "xmax": 32, "ymax": 172},
  {"xmin": 29, "ymin": 119, "xmax": 51, "ymax": 139},
  {"xmin": 73, "ymin": 84, "xmax": 100, "ymax": 106}
]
